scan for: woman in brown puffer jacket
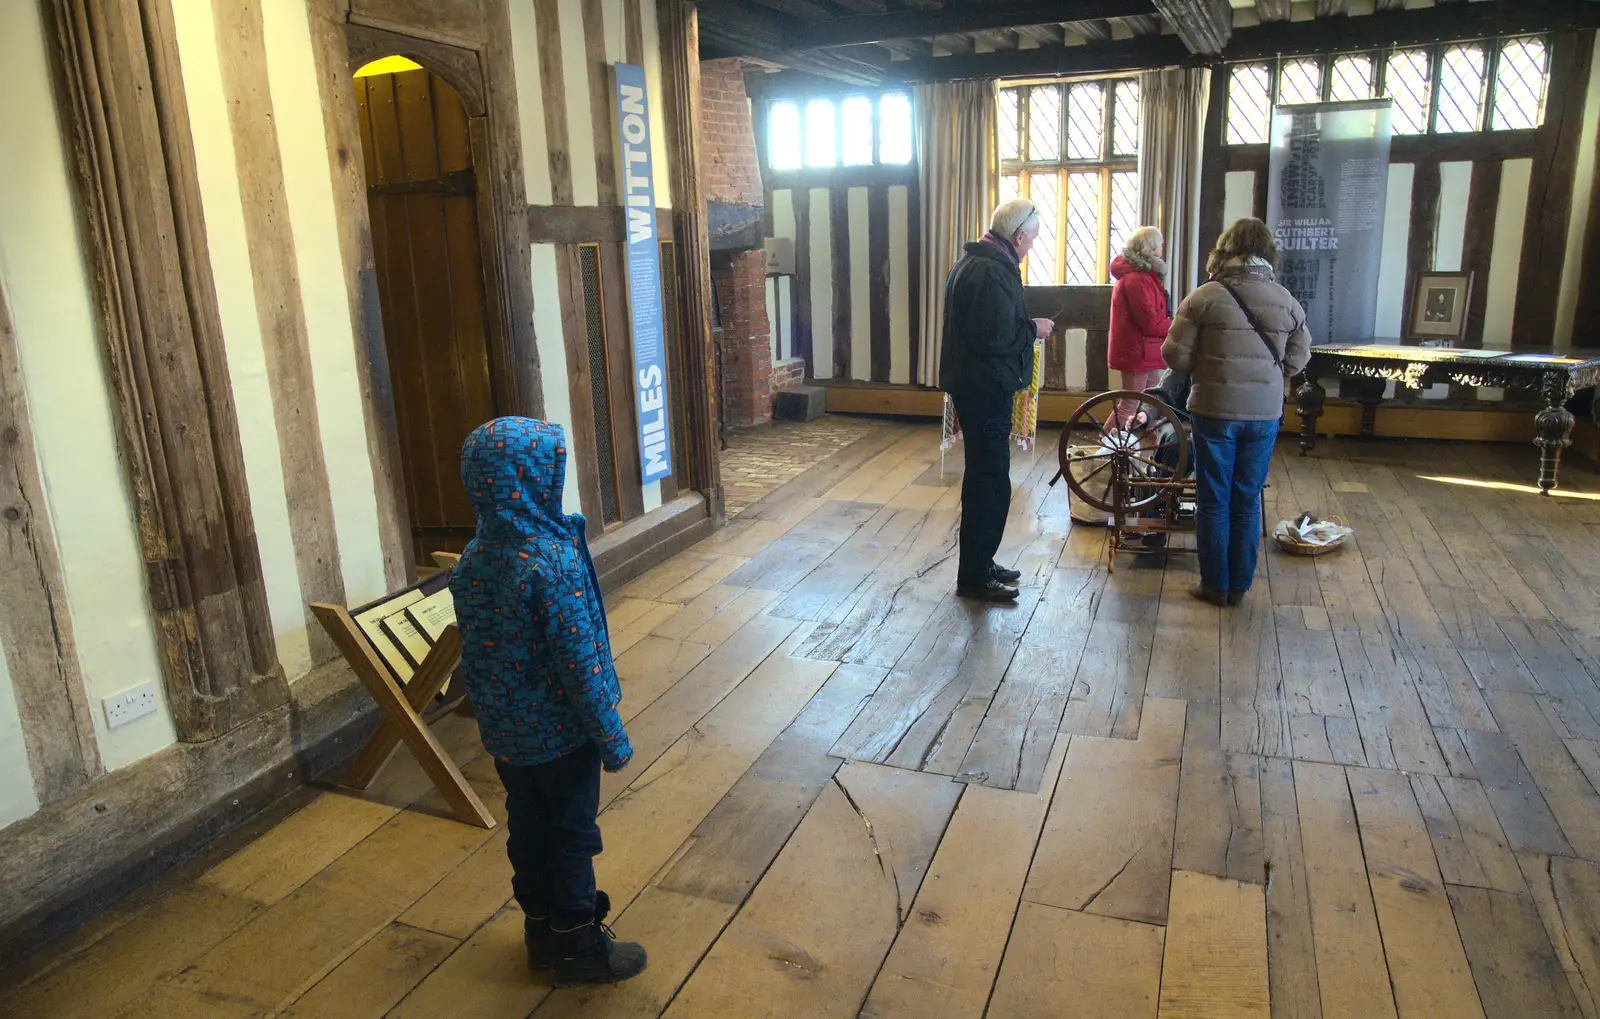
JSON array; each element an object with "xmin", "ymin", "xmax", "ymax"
[{"xmin": 1162, "ymin": 217, "xmax": 1311, "ymax": 607}]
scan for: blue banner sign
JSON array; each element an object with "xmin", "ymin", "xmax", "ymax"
[{"xmin": 613, "ymin": 62, "xmax": 672, "ymax": 483}]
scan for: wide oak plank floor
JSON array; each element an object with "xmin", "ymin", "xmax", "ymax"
[{"xmin": 10, "ymin": 424, "xmax": 1600, "ymax": 1018}]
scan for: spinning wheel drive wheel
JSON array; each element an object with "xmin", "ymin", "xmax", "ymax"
[{"xmin": 1058, "ymin": 390, "xmax": 1190, "ymax": 514}]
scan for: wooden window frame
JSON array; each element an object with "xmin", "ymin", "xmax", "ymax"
[
  {"xmin": 1224, "ymin": 35, "xmax": 1551, "ymax": 148},
  {"xmin": 1000, "ymin": 79, "xmax": 1138, "ymax": 285}
]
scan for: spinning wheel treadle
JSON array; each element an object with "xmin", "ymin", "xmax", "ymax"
[{"xmin": 1056, "ymin": 390, "xmax": 1195, "ymax": 571}]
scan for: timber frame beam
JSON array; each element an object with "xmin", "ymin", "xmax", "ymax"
[
  {"xmin": 42, "ymin": 0, "xmax": 287, "ymax": 741},
  {"xmin": 1153, "ymin": 0, "xmax": 1231, "ymax": 54}
]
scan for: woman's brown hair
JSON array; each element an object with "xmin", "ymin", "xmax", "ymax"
[{"xmin": 1206, "ymin": 217, "xmax": 1279, "ymax": 276}]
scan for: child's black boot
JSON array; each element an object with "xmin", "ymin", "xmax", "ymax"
[
  {"xmin": 550, "ymin": 891, "xmax": 647, "ymax": 987},
  {"xmin": 524, "ymin": 914, "xmax": 555, "ymax": 970}
]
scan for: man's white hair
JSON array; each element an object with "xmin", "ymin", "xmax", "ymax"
[
  {"xmin": 990, "ymin": 198, "xmax": 1041, "ymax": 240},
  {"xmin": 1125, "ymin": 225, "xmax": 1163, "ymax": 256}
]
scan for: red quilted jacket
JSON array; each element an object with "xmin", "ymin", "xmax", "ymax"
[{"xmin": 1108, "ymin": 255, "xmax": 1174, "ymax": 373}]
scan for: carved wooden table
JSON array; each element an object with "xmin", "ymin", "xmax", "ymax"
[{"xmin": 1294, "ymin": 342, "xmax": 1600, "ymax": 493}]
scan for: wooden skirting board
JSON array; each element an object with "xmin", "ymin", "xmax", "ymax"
[{"xmin": 820, "ymin": 383, "xmax": 1571, "ymax": 448}]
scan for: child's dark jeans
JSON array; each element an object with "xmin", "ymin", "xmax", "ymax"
[{"xmin": 495, "ymin": 744, "xmax": 603, "ymax": 924}]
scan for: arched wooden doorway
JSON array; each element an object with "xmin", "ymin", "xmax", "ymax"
[{"xmin": 354, "ymin": 57, "xmax": 499, "ymax": 563}]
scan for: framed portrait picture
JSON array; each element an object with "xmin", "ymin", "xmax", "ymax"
[{"xmin": 1407, "ymin": 271, "xmax": 1473, "ymax": 342}]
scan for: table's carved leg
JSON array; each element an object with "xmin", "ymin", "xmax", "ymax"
[
  {"xmin": 1294, "ymin": 376, "xmax": 1325, "ymax": 456},
  {"xmin": 1534, "ymin": 401, "xmax": 1574, "ymax": 495}
]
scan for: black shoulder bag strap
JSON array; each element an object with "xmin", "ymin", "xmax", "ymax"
[{"xmin": 1213, "ymin": 279, "xmax": 1293, "ymax": 371}]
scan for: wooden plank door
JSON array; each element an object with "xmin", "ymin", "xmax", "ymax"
[{"xmin": 356, "ymin": 68, "xmax": 499, "ymax": 564}]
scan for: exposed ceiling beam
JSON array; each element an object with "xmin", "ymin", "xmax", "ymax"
[
  {"xmin": 869, "ymin": 0, "xmax": 1599, "ymax": 84},
  {"xmin": 1015, "ymin": 23, "xmax": 1065, "ymax": 45},
  {"xmin": 1121, "ymin": 13, "xmax": 1165, "ymax": 34},
  {"xmin": 784, "ymin": 0, "xmax": 1157, "ymax": 49},
  {"xmin": 1253, "ymin": 0, "xmax": 1292, "ymax": 22},
  {"xmin": 1065, "ymin": 18, "xmax": 1115, "ymax": 40},
  {"xmin": 1221, "ymin": 0, "xmax": 1600, "ymax": 59},
  {"xmin": 971, "ymin": 28, "xmax": 1020, "ymax": 50},
  {"xmin": 698, "ymin": 2, "xmax": 889, "ymax": 84},
  {"xmin": 1151, "ymin": 0, "xmax": 1232, "ymax": 53}
]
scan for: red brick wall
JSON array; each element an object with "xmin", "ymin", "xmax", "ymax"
[
  {"xmin": 712, "ymin": 251, "xmax": 772, "ymax": 426},
  {"xmin": 700, "ymin": 59, "xmax": 764, "ymax": 207},
  {"xmin": 772, "ymin": 357, "xmax": 805, "ymax": 392}
]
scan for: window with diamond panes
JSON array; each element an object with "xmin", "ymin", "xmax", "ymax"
[
  {"xmin": 998, "ymin": 88, "xmax": 1021, "ymax": 161},
  {"xmin": 1279, "ymin": 58, "xmax": 1323, "ymax": 106},
  {"xmin": 841, "ymin": 97, "xmax": 873, "ymax": 166},
  {"xmin": 1329, "ymin": 55, "xmax": 1373, "ymax": 102},
  {"xmin": 1437, "ymin": 44, "xmax": 1487, "ymax": 133},
  {"xmin": 1028, "ymin": 85, "xmax": 1062, "ymax": 161},
  {"xmin": 1067, "ymin": 83, "xmax": 1104, "ymax": 160},
  {"xmin": 1384, "ymin": 49, "xmax": 1432, "ymax": 135},
  {"xmin": 1227, "ymin": 64, "xmax": 1271, "ymax": 144},
  {"xmin": 1064, "ymin": 173, "xmax": 1103, "ymax": 285},
  {"xmin": 1112, "ymin": 80, "xmax": 1140, "ymax": 156},
  {"xmin": 1000, "ymin": 79, "xmax": 1136, "ymax": 286},
  {"xmin": 1492, "ymin": 37, "xmax": 1548, "ymax": 130},
  {"xmin": 1026, "ymin": 173, "xmax": 1061, "ymax": 287},
  {"xmin": 1108, "ymin": 171, "xmax": 1140, "ymax": 279}
]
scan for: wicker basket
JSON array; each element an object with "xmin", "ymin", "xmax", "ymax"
[{"xmin": 1274, "ymin": 515, "xmax": 1351, "ymax": 557}]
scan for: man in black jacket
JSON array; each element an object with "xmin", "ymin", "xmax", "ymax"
[{"xmin": 941, "ymin": 199, "xmax": 1055, "ymax": 602}]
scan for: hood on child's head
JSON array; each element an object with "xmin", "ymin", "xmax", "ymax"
[{"xmin": 460, "ymin": 417, "xmax": 575, "ymax": 541}]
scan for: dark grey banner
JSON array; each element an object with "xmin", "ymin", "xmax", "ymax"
[{"xmin": 1267, "ymin": 100, "xmax": 1393, "ymax": 345}]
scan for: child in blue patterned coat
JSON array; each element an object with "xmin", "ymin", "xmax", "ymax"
[{"xmin": 451, "ymin": 417, "xmax": 647, "ymax": 987}]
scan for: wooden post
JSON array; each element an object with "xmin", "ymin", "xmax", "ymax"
[
  {"xmin": 311, "ymin": 604, "xmax": 494, "ymax": 829},
  {"xmin": 42, "ymin": 0, "xmax": 287, "ymax": 740},
  {"xmin": 660, "ymin": 0, "xmax": 725, "ymax": 522}
]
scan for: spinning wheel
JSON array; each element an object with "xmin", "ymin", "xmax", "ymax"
[{"xmin": 1058, "ymin": 390, "xmax": 1190, "ymax": 514}]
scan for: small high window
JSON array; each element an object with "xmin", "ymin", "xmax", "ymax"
[{"xmin": 765, "ymin": 92, "xmax": 915, "ymax": 171}]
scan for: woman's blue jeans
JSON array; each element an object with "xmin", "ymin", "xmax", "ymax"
[{"xmin": 1190, "ymin": 414, "xmax": 1278, "ymax": 594}]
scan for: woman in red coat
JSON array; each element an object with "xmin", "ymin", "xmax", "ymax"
[{"xmin": 1107, "ymin": 226, "xmax": 1173, "ymax": 429}]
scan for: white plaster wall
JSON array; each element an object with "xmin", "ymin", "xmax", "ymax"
[
  {"xmin": 1434, "ymin": 161, "xmax": 1471, "ymax": 272},
  {"xmin": 1556, "ymin": 32, "xmax": 1600, "ymax": 350},
  {"xmin": 1375, "ymin": 162, "xmax": 1415, "ymax": 339},
  {"xmin": 889, "ymin": 185, "xmax": 911, "ymax": 385},
  {"xmin": 848, "ymin": 187, "xmax": 872, "ymax": 381},
  {"xmin": 531, "ymin": 245, "xmax": 584, "ymax": 515},
  {"xmin": 0, "ymin": 637, "xmax": 40, "ymax": 827},
  {"xmin": 1222, "ymin": 170, "xmax": 1254, "ymax": 227},
  {"xmin": 640, "ymin": 0, "xmax": 673, "ymax": 209},
  {"xmin": 0, "ymin": 2, "xmax": 176, "ymax": 771},
  {"xmin": 1483, "ymin": 159, "xmax": 1533, "ymax": 345},
  {"xmin": 512, "ymin": 0, "xmax": 555, "ymax": 207},
  {"xmin": 170, "ymin": 0, "xmax": 312, "ymax": 680},
  {"xmin": 559, "ymin": 0, "xmax": 601, "ymax": 207}
]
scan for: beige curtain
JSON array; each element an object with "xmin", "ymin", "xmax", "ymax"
[
  {"xmin": 915, "ymin": 81, "xmax": 998, "ymax": 387},
  {"xmin": 1138, "ymin": 67, "xmax": 1212, "ymax": 304}
]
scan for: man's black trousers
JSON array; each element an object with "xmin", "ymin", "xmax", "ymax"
[
  {"xmin": 495, "ymin": 743, "xmax": 602, "ymax": 924},
  {"xmin": 951, "ymin": 389, "xmax": 1014, "ymax": 588}
]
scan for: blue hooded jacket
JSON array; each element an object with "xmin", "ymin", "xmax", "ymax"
[{"xmin": 450, "ymin": 417, "xmax": 632, "ymax": 769}]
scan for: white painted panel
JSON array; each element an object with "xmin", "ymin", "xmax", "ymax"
[
  {"xmin": 888, "ymin": 186, "xmax": 910, "ymax": 385},
  {"xmin": 602, "ymin": 0, "xmax": 626, "ymax": 62},
  {"xmin": 1434, "ymin": 161, "xmax": 1471, "ymax": 272},
  {"xmin": 559, "ymin": 0, "xmax": 599, "ymax": 207},
  {"xmin": 778, "ymin": 276, "xmax": 793, "ymax": 362},
  {"xmin": 1478, "ymin": 387, "xmax": 1505, "ymax": 401},
  {"xmin": 511, "ymin": 0, "xmax": 553, "ymax": 205},
  {"xmin": 1223, "ymin": 171, "xmax": 1254, "ymax": 227},
  {"xmin": 640, "ymin": 0, "xmax": 672, "ymax": 209},
  {"xmin": 1482, "ymin": 158, "xmax": 1532, "ymax": 345},
  {"xmin": 1064, "ymin": 328, "xmax": 1089, "ymax": 390},
  {"xmin": 772, "ymin": 188, "xmax": 796, "ymax": 245},
  {"xmin": 1557, "ymin": 33, "xmax": 1600, "ymax": 349},
  {"xmin": 0, "ymin": 641, "xmax": 38, "ymax": 827},
  {"xmin": 1420, "ymin": 383, "xmax": 1449, "ymax": 400},
  {"xmin": 1375, "ymin": 162, "xmax": 1415, "ymax": 339},
  {"xmin": 0, "ymin": 1, "xmax": 175, "ymax": 768},
  {"xmin": 809, "ymin": 188, "xmax": 834, "ymax": 380},
  {"xmin": 766, "ymin": 277, "xmax": 779, "ymax": 364},
  {"xmin": 177, "ymin": 0, "xmax": 310, "ymax": 678},
  {"xmin": 643, "ymin": 481, "xmax": 662, "ymax": 512},
  {"xmin": 848, "ymin": 187, "xmax": 871, "ymax": 381},
  {"xmin": 531, "ymin": 245, "xmax": 582, "ymax": 515},
  {"xmin": 261, "ymin": 0, "xmax": 387, "ymax": 608}
]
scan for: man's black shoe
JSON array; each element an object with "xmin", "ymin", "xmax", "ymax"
[
  {"xmin": 990, "ymin": 563, "xmax": 1022, "ymax": 585},
  {"xmin": 958, "ymin": 579, "xmax": 1020, "ymax": 602}
]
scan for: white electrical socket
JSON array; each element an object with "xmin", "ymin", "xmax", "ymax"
[{"xmin": 103, "ymin": 680, "xmax": 160, "ymax": 729}]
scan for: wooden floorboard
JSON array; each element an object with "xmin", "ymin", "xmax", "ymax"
[{"xmin": 14, "ymin": 432, "xmax": 1600, "ymax": 1019}]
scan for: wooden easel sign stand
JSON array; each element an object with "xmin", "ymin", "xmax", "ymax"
[{"xmin": 311, "ymin": 563, "xmax": 494, "ymax": 828}]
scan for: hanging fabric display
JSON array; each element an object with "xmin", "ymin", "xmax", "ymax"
[
  {"xmin": 1010, "ymin": 339, "xmax": 1044, "ymax": 450},
  {"xmin": 940, "ymin": 392, "xmax": 962, "ymax": 451}
]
